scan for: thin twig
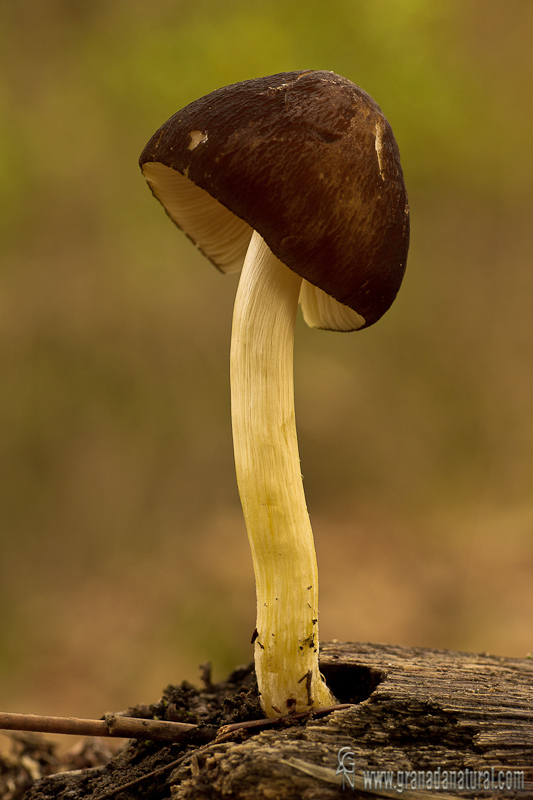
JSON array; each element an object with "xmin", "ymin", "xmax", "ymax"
[
  {"xmin": 0, "ymin": 704, "xmax": 353, "ymax": 745},
  {"xmin": 215, "ymin": 703, "xmax": 353, "ymax": 741},
  {"xmin": 0, "ymin": 711, "xmax": 197, "ymax": 743}
]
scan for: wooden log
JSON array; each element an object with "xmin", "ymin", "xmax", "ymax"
[{"xmin": 170, "ymin": 641, "xmax": 533, "ymax": 798}]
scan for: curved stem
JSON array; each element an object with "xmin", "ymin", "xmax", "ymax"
[{"xmin": 230, "ymin": 230, "xmax": 335, "ymax": 717}]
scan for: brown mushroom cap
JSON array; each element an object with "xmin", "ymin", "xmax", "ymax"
[{"xmin": 139, "ymin": 70, "xmax": 409, "ymax": 328}]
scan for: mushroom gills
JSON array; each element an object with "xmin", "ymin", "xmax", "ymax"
[
  {"xmin": 299, "ymin": 280, "xmax": 366, "ymax": 331},
  {"xmin": 143, "ymin": 162, "xmax": 366, "ymax": 332},
  {"xmin": 142, "ymin": 161, "xmax": 252, "ymax": 273}
]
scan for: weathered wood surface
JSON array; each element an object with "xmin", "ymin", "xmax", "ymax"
[
  {"xmin": 170, "ymin": 642, "xmax": 533, "ymax": 799},
  {"xmin": 26, "ymin": 642, "xmax": 533, "ymax": 799}
]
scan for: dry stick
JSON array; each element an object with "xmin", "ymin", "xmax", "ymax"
[
  {"xmin": 0, "ymin": 704, "xmax": 353, "ymax": 745},
  {"xmin": 215, "ymin": 703, "xmax": 353, "ymax": 740},
  {"xmin": 0, "ymin": 711, "xmax": 198, "ymax": 743}
]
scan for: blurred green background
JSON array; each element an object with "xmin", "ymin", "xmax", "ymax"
[{"xmin": 1, "ymin": 0, "xmax": 532, "ymax": 721}]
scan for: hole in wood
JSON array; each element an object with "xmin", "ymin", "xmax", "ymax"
[{"xmin": 321, "ymin": 661, "xmax": 384, "ymax": 704}]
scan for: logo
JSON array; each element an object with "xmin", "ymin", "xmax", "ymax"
[{"xmin": 336, "ymin": 747, "xmax": 356, "ymax": 790}]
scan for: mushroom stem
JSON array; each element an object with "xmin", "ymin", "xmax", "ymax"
[{"xmin": 230, "ymin": 230, "xmax": 335, "ymax": 717}]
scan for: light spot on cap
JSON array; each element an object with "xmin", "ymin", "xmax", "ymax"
[
  {"xmin": 188, "ymin": 130, "xmax": 208, "ymax": 150},
  {"xmin": 374, "ymin": 119, "xmax": 385, "ymax": 180}
]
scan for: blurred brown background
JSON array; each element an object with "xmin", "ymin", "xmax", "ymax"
[{"xmin": 1, "ymin": 0, "xmax": 532, "ymax": 722}]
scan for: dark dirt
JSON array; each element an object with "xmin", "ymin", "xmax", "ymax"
[{"xmin": 2, "ymin": 662, "xmax": 264, "ymax": 800}]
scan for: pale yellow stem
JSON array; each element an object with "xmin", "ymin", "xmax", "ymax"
[{"xmin": 230, "ymin": 230, "xmax": 335, "ymax": 717}]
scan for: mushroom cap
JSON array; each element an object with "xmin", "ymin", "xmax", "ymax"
[{"xmin": 139, "ymin": 70, "xmax": 409, "ymax": 329}]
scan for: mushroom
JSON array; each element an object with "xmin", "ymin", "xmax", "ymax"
[{"xmin": 139, "ymin": 70, "xmax": 409, "ymax": 718}]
